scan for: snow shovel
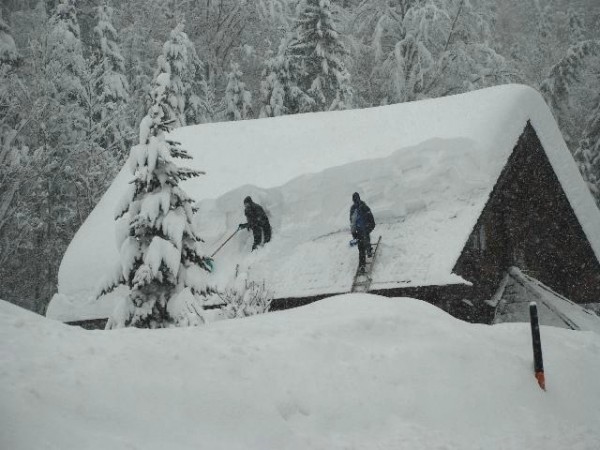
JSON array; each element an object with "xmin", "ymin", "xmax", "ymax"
[{"xmin": 211, "ymin": 228, "xmax": 240, "ymax": 257}]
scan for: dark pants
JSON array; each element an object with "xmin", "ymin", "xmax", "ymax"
[
  {"xmin": 357, "ymin": 231, "xmax": 371, "ymax": 268},
  {"xmin": 251, "ymin": 222, "xmax": 271, "ymax": 248}
]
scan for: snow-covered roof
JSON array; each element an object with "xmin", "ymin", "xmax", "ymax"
[
  {"xmin": 47, "ymin": 84, "xmax": 600, "ymax": 322},
  {"xmin": 492, "ymin": 268, "xmax": 600, "ymax": 334}
]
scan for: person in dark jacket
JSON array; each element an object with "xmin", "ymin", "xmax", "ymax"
[
  {"xmin": 350, "ymin": 192, "xmax": 375, "ymax": 273},
  {"xmin": 239, "ymin": 196, "xmax": 271, "ymax": 251}
]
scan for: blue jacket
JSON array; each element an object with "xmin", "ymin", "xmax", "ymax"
[{"xmin": 350, "ymin": 200, "xmax": 375, "ymax": 237}]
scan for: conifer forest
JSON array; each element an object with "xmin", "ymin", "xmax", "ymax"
[{"xmin": 1, "ymin": 0, "xmax": 599, "ymax": 313}]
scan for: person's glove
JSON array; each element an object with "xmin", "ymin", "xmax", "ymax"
[{"xmin": 238, "ymin": 223, "xmax": 248, "ymax": 230}]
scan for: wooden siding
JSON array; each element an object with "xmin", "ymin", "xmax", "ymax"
[
  {"xmin": 454, "ymin": 122, "xmax": 600, "ymax": 304},
  {"xmin": 271, "ymin": 293, "xmax": 341, "ymax": 311},
  {"xmin": 271, "ymin": 284, "xmax": 484, "ymax": 322},
  {"xmin": 66, "ymin": 318, "xmax": 108, "ymax": 330}
]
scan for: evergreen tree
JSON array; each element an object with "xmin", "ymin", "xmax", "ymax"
[
  {"xmin": 100, "ymin": 71, "xmax": 213, "ymax": 329},
  {"xmin": 0, "ymin": 13, "xmax": 19, "ymax": 69},
  {"xmin": 259, "ymin": 35, "xmax": 315, "ymax": 117},
  {"xmin": 0, "ymin": 10, "xmax": 24, "ymax": 254},
  {"xmin": 257, "ymin": 0, "xmax": 292, "ymax": 25},
  {"xmin": 224, "ymin": 62, "xmax": 252, "ymax": 120},
  {"xmin": 0, "ymin": 10, "xmax": 21, "ymax": 162},
  {"xmin": 91, "ymin": 0, "xmax": 133, "ymax": 161},
  {"xmin": 575, "ymin": 95, "xmax": 600, "ymax": 204},
  {"xmin": 196, "ymin": 79, "xmax": 224, "ymax": 123},
  {"xmin": 540, "ymin": 39, "xmax": 600, "ymax": 147},
  {"xmin": 289, "ymin": 0, "xmax": 353, "ymax": 111},
  {"xmin": 69, "ymin": 1, "xmax": 135, "ymax": 218},
  {"xmin": 363, "ymin": 0, "xmax": 514, "ymax": 104},
  {"xmin": 568, "ymin": 7, "xmax": 586, "ymax": 46},
  {"xmin": 152, "ymin": 22, "xmax": 204, "ymax": 128},
  {"xmin": 25, "ymin": 0, "xmax": 88, "ymax": 300}
]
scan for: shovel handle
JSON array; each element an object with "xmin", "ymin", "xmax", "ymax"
[{"xmin": 210, "ymin": 228, "xmax": 240, "ymax": 257}]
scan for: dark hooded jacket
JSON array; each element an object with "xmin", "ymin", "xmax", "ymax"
[
  {"xmin": 350, "ymin": 193, "xmax": 375, "ymax": 237},
  {"xmin": 244, "ymin": 197, "xmax": 270, "ymax": 229}
]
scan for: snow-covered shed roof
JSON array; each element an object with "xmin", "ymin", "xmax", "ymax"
[
  {"xmin": 46, "ymin": 84, "xmax": 600, "ymax": 322},
  {"xmin": 492, "ymin": 267, "xmax": 600, "ymax": 333}
]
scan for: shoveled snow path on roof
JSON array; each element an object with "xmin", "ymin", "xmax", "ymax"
[
  {"xmin": 48, "ymin": 84, "xmax": 600, "ymax": 320},
  {"xmin": 3, "ymin": 296, "xmax": 600, "ymax": 450},
  {"xmin": 199, "ymin": 137, "xmax": 488, "ymax": 299}
]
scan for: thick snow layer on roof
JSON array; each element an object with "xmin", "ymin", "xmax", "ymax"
[
  {"xmin": 47, "ymin": 84, "xmax": 600, "ymax": 321},
  {"xmin": 5, "ymin": 296, "xmax": 600, "ymax": 449},
  {"xmin": 195, "ymin": 137, "xmax": 488, "ymax": 300}
]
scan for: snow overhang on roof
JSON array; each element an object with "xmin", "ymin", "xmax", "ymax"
[{"xmin": 46, "ymin": 84, "xmax": 600, "ymax": 321}]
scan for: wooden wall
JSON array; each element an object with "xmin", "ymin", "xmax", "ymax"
[{"xmin": 454, "ymin": 122, "xmax": 600, "ymax": 305}]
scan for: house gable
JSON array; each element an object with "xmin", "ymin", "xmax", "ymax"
[{"xmin": 454, "ymin": 122, "xmax": 600, "ymax": 304}]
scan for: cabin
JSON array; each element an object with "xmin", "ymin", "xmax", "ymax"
[
  {"xmin": 452, "ymin": 123, "xmax": 600, "ymax": 321},
  {"xmin": 45, "ymin": 84, "xmax": 600, "ymax": 329}
]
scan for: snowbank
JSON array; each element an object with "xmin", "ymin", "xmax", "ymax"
[
  {"xmin": 47, "ymin": 84, "xmax": 600, "ymax": 320},
  {"xmin": 3, "ymin": 296, "xmax": 600, "ymax": 450}
]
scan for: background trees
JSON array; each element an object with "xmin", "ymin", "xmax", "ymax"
[{"xmin": 1, "ymin": 0, "xmax": 599, "ymax": 312}]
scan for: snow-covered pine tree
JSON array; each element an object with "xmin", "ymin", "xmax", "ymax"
[
  {"xmin": 257, "ymin": 0, "xmax": 292, "ymax": 25},
  {"xmin": 91, "ymin": 0, "xmax": 133, "ymax": 162},
  {"xmin": 575, "ymin": 95, "xmax": 600, "ymax": 205},
  {"xmin": 0, "ymin": 10, "xmax": 21, "ymax": 162},
  {"xmin": 194, "ymin": 78, "xmax": 223, "ymax": 123},
  {"xmin": 259, "ymin": 35, "xmax": 315, "ymax": 117},
  {"xmin": 100, "ymin": 71, "xmax": 213, "ymax": 329},
  {"xmin": 530, "ymin": 1, "xmax": 559, "ymax": 85},
  {"xmin": 289, "ymin": 0, "xmax": 353, "ymax": 111},
  {"xmin": 26, "ymin": 0, "xmax": 88, "ymax": 297},
  {"xmin": 224, "ymin": 62, "xmax": 252, "ymax": 121},
  {"xmin": 0, "ymin": 10, "xmax": 24, "ymax": 249},
  {"xmin": 152, "ymin": 22, "xmax": 203, "ymax": 128},
  {"xmin": 0, "ymin": 12, "xmax": 19, "ymax": 70},
  {"xmin": 183, "ymin": 46, "xmax": 207, "ymax": 125},
  {"xmin": 366, "ymin": 0, "xmax": 513, "ymax": 104},
  {"xmin": 425, "ymin": 0, "xmax": 515, "ymax": 97},
  {"xmin": 540, "ymin": 39, "xmax": 600, "ymax": 148},
  {"xmin": 568, "ymin": 7, "xmax": 586, "ymax": 46},
  {"xmin": 72, "ymin": 0, "xmax": 135, "ymax": 218},
  {"xmin": 260, "ymin": 48, "xmax": 290, "ymax": 117}
]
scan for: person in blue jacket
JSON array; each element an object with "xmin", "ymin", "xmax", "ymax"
[
  {"xmin": 350, "ymin": 192, "xmax": 375, "ymax": 273},
  {"xmin": 239, "ymin": 196, "xmax": 271, "ymax": 251}
]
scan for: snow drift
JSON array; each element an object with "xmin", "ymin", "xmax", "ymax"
[{"xmin": 3, "ymin": 295, "xmax": 600, "ymax": 450}]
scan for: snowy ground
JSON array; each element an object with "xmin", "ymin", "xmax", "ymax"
[{"xmin": 3, "ymin": 295, "xmax": 600, "ymax": 450}]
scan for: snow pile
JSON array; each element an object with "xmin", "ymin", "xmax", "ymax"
[
  {"xmin": 47, "ymin": 84, "xmax": 600, "ymax": 321},
  {"xmin": 4, "ymin": 295, "xmax": 600, "ymax": 450}
]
